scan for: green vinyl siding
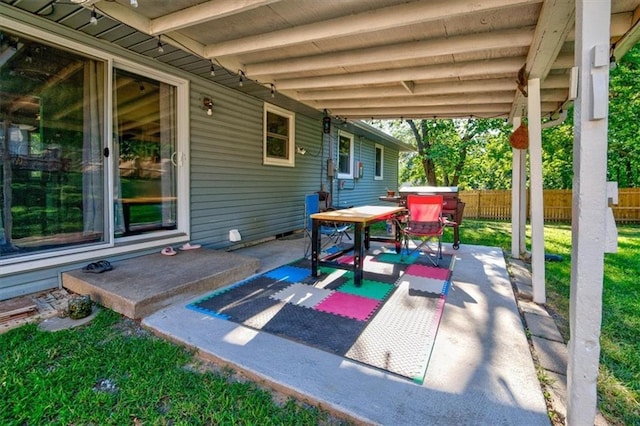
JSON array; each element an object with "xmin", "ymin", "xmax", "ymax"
[{"xmin": 0, "ymin": 5, "xmax": 403, "ymax": 299}]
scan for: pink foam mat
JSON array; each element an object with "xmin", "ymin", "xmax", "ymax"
[
  {"xmin": 405, "ymin": 264, "xmax": 451, "ymax": 280},
  {"xmin": 314, "ymin": 292, "xmax": 381, "ymax": 321},
  {"xmin": 336, "ymin": 254, "xmax": 355, "ymax": 264}
]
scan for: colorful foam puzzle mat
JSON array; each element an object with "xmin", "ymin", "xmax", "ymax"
[{"xmin": 188, "ymin": 247, "xmax": 455, "ymax": 383}]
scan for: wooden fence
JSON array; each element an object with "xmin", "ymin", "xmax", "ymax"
[{"xmin": 459, "ymin": 188, "xmax": 640, "ymax": 223}]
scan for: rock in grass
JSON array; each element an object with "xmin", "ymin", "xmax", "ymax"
[{"xmin": 68, "ymin": 295, "xmax": 92, "ymax": 319}]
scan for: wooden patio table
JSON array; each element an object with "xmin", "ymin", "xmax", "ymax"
[{"xmin": 310, "ymin": 205, "xmax": 406, "ymax": 287}]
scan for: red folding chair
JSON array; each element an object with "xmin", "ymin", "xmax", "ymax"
[{"xmin": 400, "ymin": 195, "xmax": 444, "ymax": 265}]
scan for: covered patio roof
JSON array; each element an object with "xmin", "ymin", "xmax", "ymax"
[
  {"xmin": 8, "ymin": 0, "xmax": 640, "ymax": 121},
  {"xmin": 3, "ymin": 1, "xmax": 640, "ymax": 424}
]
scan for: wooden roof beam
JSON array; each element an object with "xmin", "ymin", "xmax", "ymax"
[
  {"xmin": 245, "ymin": 27, "xmax": 535, "ymax": 77},
  {"xmin": 94, "ymin": 1, "xmax": 207, "ymax": 57},
  {"xmin": 314, "ymin": 91, "xmax": 517, "ymax": 109},
  {"xmin": 509, "ymin": 0, "xmax": 575, "ymax": 120},
  {"xmin": 313, "ymin": 89, "xmax": 566, "ymax": 110},
  {"xmin": 330, "ymin": 104, "xmax": 515, "ymax": 118},
  {"xmin": 330, "ymin": 102, "xmax": 559, "ymax": 120},
  {"xmin": 276, "ymin": 57, "xmax": 525, "ymax": 90},
  {"xmin": 336, "ymin": 113, "xmax": 511, "ymax": 120},
  {"xmin": 204, "ymin": 0, "xmax": 542, "ymax": 58},
  {"xmin": 295, "ymin": 78, "xmax": 517, "ymax": 100},
  {"xmin": 566, "ymin": 11, "xmax": 638, "ymax": 42},
  {"xmin": 613, "ymin": 5, "xmax": 640, "ymax": 58},
  {"xmin": 401, "ymin": 81, "xmax": 415, "ymax": 94},
  {"xmin": 542, "ymin": 74, "xmax": 570, "ymax": 89},
  {"xmin": 149, "ymin": 0, "xmax": 281, "ymax": 35}
]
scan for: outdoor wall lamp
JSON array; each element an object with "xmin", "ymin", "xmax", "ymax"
[
  {"xmin": 322, "ymin": 109, "xmax": 331, "ymax": 134},
  {"xmin": 202, "ymin": 97, "xmax": 213, "ymax": 116}
]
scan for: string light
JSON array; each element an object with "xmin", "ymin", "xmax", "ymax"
[
  {"xmin": 157, "ymin": 36, "xmax": 164, "ymax": 53},
  {"xmin": 209, "ymin": 60, "xmax": 215, "ymax": 76},
  {"xmin": 238, "ymin": 70, "xmax": 244, "ymax": 87},
  {"xmin": 270, "ymin": 83, "xmax": 276, "ymax": 98},
  {"xmin": 130, "ymin": 0, "xmax": 138, "ymax": 7},
  {"xmin": 89, "ymin": 6, "xmax": 98, "ymax": 25}
]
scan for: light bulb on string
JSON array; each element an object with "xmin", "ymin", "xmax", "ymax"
[
  {"xmin": 157, "ymin": 36, "xmax": 164, "ymax": 53},
  {"xmin": 89, "ymin": 7, "xmax": 98, "ymax": 25}
]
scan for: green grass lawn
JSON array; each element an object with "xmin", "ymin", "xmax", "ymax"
[
  {"xmin": 453, "ymin": 219, "xmax": 640, "ymax": 425},
  {"xmin": 0, "ymin": 312, "xmax": 345, "ymax": 425}
]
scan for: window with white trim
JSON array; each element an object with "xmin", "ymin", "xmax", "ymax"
[
  {"xmin": 374, "ymin": 144, "xmax": 384, "ymax": 180},
  {"xmin": 263, "ymin": 103, "xmax": 295, "ymax": 167},
  {"xmin": 337, "ymin": 130, "xmax": 354, "ymax": 179}
]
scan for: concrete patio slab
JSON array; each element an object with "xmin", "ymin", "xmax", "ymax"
[
  {"xmin": 143, "ymin": 242, "xmax": 550, "ymax": 425},
  {"xmin": 62, "ymin": 248, "xmax": 259, "ymax": 319}
]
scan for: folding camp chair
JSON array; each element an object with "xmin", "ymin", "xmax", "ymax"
[
  {"xmin": 400, "ymin": 194, "xmax": 445, "ymax": 266},
  {"xmin": 303, "ymin": 193, "xmax": 351, "ymax": 258}
]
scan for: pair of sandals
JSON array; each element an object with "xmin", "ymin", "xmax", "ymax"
[
  {"xmin": 82, "ymin": 260, "xmax": 113, "ymax": 273},
  {"xmin": 161, "ymin": 242, "xmax": 201, "ymax": 256}
]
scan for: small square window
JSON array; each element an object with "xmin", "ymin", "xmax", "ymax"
[{"xmin": 264, "ymin": 104, "xmax": 295, "ymax": 167}]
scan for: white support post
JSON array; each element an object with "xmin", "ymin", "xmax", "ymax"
[
  {"xmin": 511, "ymin": 116, "xmax": 522, "ymax": 258},
  {"xmin": 567, "ymin": 1, "xmax": 610, "ymax": 424},
  {"xmin": 527, "ymin": 78, "xmax": 545, "ymax": 304}
]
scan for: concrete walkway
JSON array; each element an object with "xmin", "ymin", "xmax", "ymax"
[
  {"xmin": 143, "ymin": 239, "xmax": 551, "ymax": 425},
  {"xmin": 509, "ymin": 259, "xmax": 607, "ymax": 425}
]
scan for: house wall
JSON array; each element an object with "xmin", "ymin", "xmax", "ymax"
[
  {"xmin": 189, "ymin": 78, "xmax": 327, "ymax": 247},
  {"xmin": 188, "ymin": 78, "xmax": 400, "ymax": 247},
  {"xmin": 0, "ymin": 8, "xmax": 402, "ymax": 300},
  {"xmin": 326, "ymin": 132, "xmax": 399, "ymax": 209}
]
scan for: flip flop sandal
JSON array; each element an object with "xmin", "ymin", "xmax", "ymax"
[
  {"xmin": 161, "ymin": 247, "xmax": 177, "ymax": 256},
  {"xmin": 96, "ymin": 260, "xmax": 113, "ymax": 271},
  {"xmin": 82, "ymin": 262, "xmax": 106, "ymax": 273},
  {"xmin": 179, "ymin": 242, "xmax": 201, "ymax": 250}
]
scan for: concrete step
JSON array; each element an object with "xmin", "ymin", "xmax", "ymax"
[{"xmin": 62, "ymin": 248, "xmax": 259, "ymax": 319}]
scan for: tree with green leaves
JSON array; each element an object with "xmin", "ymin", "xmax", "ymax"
[
  {"xmin": 369, "ymin": 43, "xmax": 640, "ymax": 191},
  {"xmin": 608, "ymin": 44, "xmax": 640, "ymax": 187},
  {"xmin": 369, "ymin": 118, "xmax": 512, "ymax": 189}
]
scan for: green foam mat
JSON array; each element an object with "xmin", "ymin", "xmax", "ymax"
[{"xmin": 335, "ymin": 279, "xmax": 395, "ymax": 300}]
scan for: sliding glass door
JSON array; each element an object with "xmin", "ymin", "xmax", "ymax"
[
  {"xmin": 1, "ymin": 24, "xmax": 187, "ymax": 264},
  {"xmin": 1, "ymin": 29, "xmax": 106, "ymax": 259},
  {"xmin": 113, "ymin": 69, "xmax": 177, "ymax": 237}
]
